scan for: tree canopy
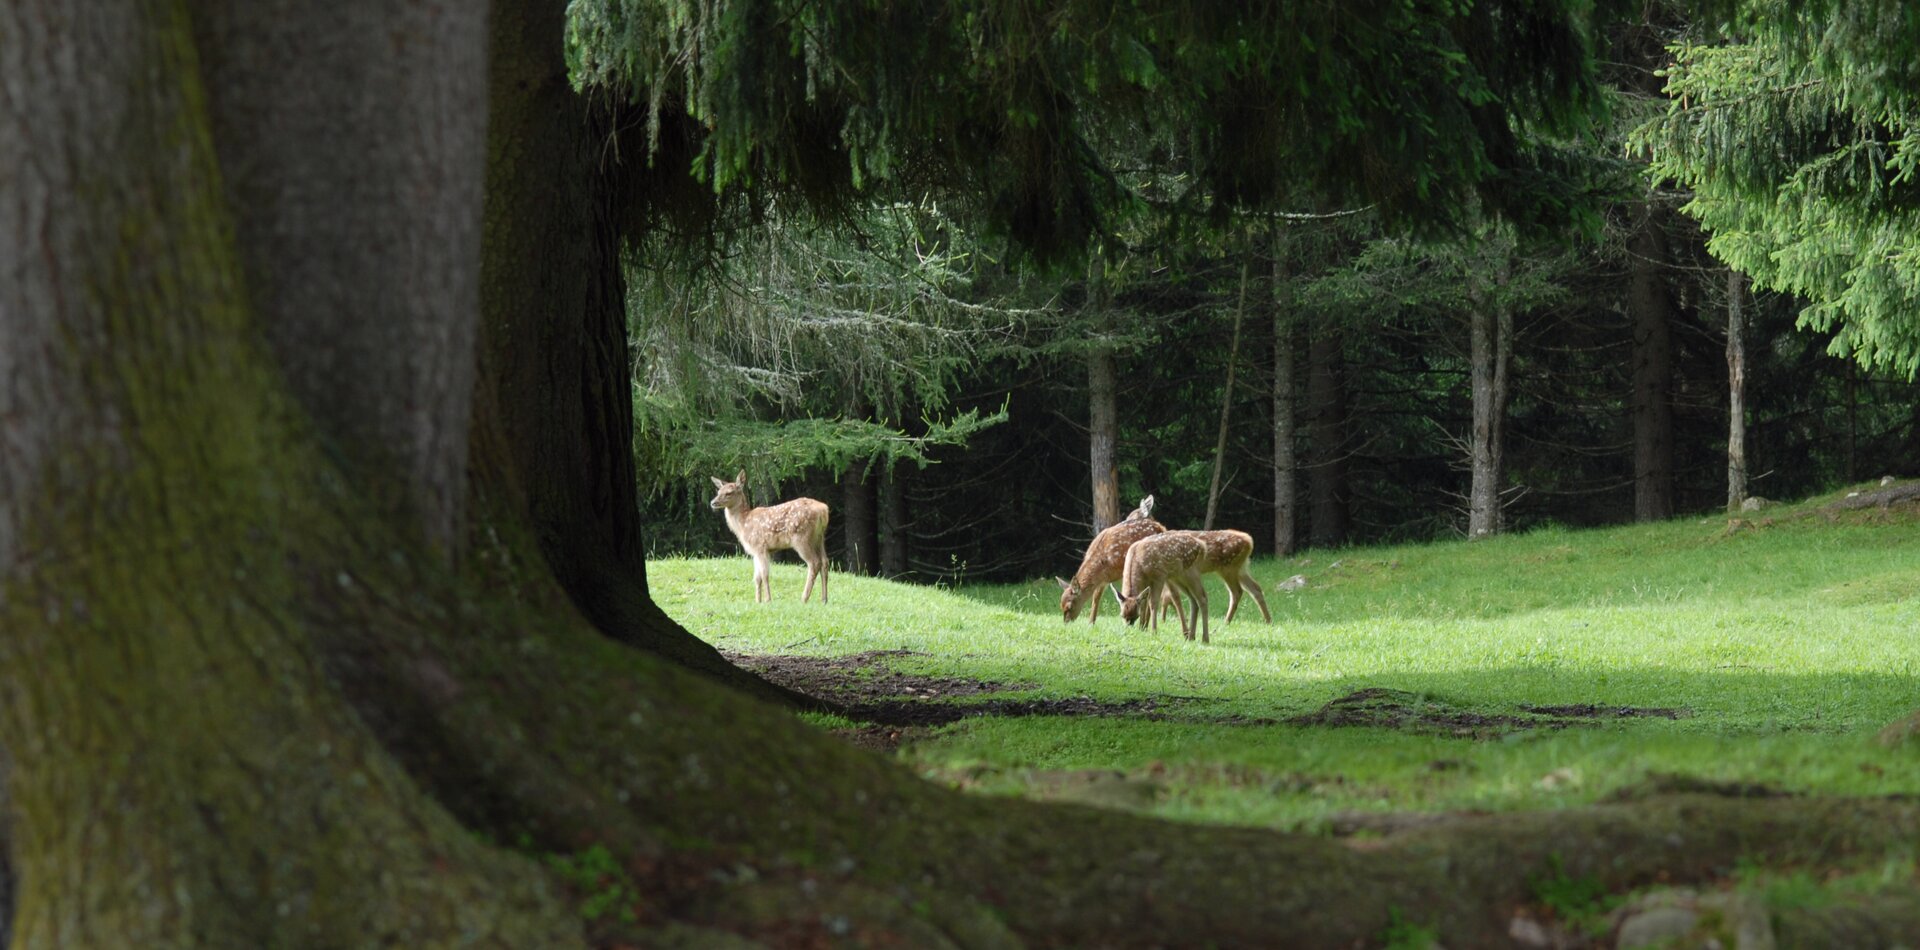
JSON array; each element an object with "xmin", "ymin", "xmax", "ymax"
[
  {"xmin": 568, "ymin": 0, "xmax": 1614, "ymax": 255},
  {"xmin": 1635, "ymin": 1, "xmax": 1920, "ymax": 375}
]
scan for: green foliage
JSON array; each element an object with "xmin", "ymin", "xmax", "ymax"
[
  {"xmin": 1634, "ymin": 12, "xmax": 1920, "ymax": 376},
  {"xmin": 545, "ymin": 845, "xmax": 640, "ymax": 926},
  {"xmin": 567, "ymin": 0, "xmax": 1614, "ymax": 255},
  {"xmin": 644, "ymin": 408, "xmax": 1006, "ymax": 490},
  {"xmin": 1530, "ymin": 854, "xmax": 1622, "ymax": 935},
  {"xmin": 1379, "ymin": 907, "xmax": 1442, "ymax": 950},
  {"xmin": 628, "ymin": 201, "xmax": 1022, "ymax": 495}
]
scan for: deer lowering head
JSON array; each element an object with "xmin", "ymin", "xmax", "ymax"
[
  {"xmin": 709, "ymin": 470, "xmax": 832, "ymax": 604},
  {"xmin": 1118, "ymin": 532, "xmax": 1208, "ymax": 640},
  {"xmin": 1057, "ymin": 497, "xmax": 1163, "ymax": 623}
]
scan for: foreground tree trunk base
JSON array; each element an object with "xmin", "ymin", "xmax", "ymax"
[{"xmin": 313, "ymin": 557, "xmax": 1920, "ymax": 947}]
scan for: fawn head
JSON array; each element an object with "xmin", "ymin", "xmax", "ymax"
[
  {"xmin": 1118, "ymin": 590, "xmax": 1145, "ymax": 626},
  {"xmin": 708, "ymin": 470, "xmax": 748, "ymax": 511},
  {"xmin": 1056, "ymin": 576, "xmax": 1085, "ymax": 622}
]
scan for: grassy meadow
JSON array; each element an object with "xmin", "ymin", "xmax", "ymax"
[{"xmin": 653, "ymin": 486, "xmax": 1920, "ymax": 833}]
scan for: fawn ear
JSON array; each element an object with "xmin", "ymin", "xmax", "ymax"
[
  {"xmin": 710, "ymin": 476, "xmax": 726, "ymax": 490},
  {"xmin": 1140, "ymin": 494, "xmax": 1154, "ymax": 515},
  {"xmin": 735, "ymin": 469, "xmax": 747, "ymax": 485},
  {"xmin": 1054, "ymin": 576, "xmax": 1071, "ymax": 591}
]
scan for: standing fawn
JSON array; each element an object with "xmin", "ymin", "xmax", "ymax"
[
  {"xmin": 1190, "ymin": 529, "xmax": 1272, "ymax": 625},
  {"xmin": 1118, "ymin": 532, "xmax": 1209, "ymax": 640},
  {"xmin": 709, "ymin": 470, "xmax": 831, "ymax": 604},
  {"xmin": 1056, "ymin": 495, "xmax": 1164, "ymax": 623}
]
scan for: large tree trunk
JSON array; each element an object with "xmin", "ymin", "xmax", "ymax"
[
  {"xmin": 1307, "ymin": 310, "xmax": 1351, "ymax": 547},
  {"xmin": 476, "ymin": 0, "xmax": 796, "ymax": 704},
  {"xmin": 0, "ymin": 4, "xmax": 575, "ymax": 942},
  {"xmin": 1467, "ymin": 259, "xmax": 1514, "ymax": 539},
  {"xmin": 18, "ymin": 4, "xmax": 1920, "ymax": 948},
  {"xmin": 1087, "ymin": 253, "xmax": 1124, "ymax": 533},
  {"xmin": 190, "ymin": 0, "xmax": 485, "ymax": 554},
  {"xmin": 1727, "ymin": 268, "xmax": 1749, "ymax": 512},
  {"xmin": 1629, "ymin": 202, "xmax": 1676, "ymax": 522},
  {"xmin": 1273, "ymin": 234, "xmax": 1300, "ymax": 556}
]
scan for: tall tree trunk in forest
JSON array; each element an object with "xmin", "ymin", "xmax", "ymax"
[
  {"xmin": 1726, "ymin": 268, "xmax": 1749, "ymax": 512},
  {"xmin": 1206, "ymin": 252, "xmax": 1252, "ymax": 530},
  {"xmin": 1307, "ymin": 310, "xmax": 1351, "ymax": 547},
  {"xmin": 0, "ymin": 3, "xmax": 575, "ymax": 942},
  {"xmin": 1087, "ymin": 252, "xmax": 1123, "ymax": 533},
  {"xmin": 1467, "ymin": 259, "xmax": 1513, "ymax": 539},
  {"xmin": 477, "ymin": 0, "xmax": 793, "ymax": 703},
  {"xmin": 879, "ymin": 463, "xmax": 909, "ymax": 577},
  {"xmin": 840, "ymin": 463, "xmax": 878, "ymax": 576},
  {"xmin": 1273, "ymin": 234, "xmax": 1300, "ymax": 556},
  {"xmin": 1630, "ymin": 202, "xmax": 1676, "ymax": 522}
]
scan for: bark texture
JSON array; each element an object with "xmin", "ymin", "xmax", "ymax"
[
  {"xmin": 1087, "ymin": 254, "xmax": 1123, "ymax": 534},
  {"xmin": 1727, "ymin": 268, "xmax": 1749, "ymax": 512},
  {"xmin": 1467, "ymin": 261, "xmax": 1513, "ymax": 539},
  {"xmin": 1307, "ymin": 310, "xmax": 1350, "ymax": 547},
  {"xmin": 1630, "ymin": 202, "xmax": 1677, "ymax": 522},
  {"xmin": 192, "ymin": 0, "xmax": 485, "ymax": 552},
  {"xmin": 1273, "ymin": 237, "xmax": 1300, "ymax": 556},
  {"xmin": 477, "ymin": 0, "xmax": 798, "ymax": 704},
  {"xmin": 0, "ymin": 4, "xmax": 574, "ymax": 943}
]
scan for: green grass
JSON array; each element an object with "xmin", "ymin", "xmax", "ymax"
[{"xmin": 654, "ymin": 486, "xmax": 1920, "ymax": 832}]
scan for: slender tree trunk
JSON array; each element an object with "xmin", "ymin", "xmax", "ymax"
[
  {"xmin": 1727, "ymin": 268, "xmax": 1749, "ymax": 512},
  {"xmin": 1206, "ymin": 252, "xmax": 1252, "ymax": 530},
  {"xmin": 1273, "ymin": 234, "xmax": 1300, "ymax": 556},
  {"xmin": 1307, "ymin": 311, "xmax": 1350, "ymax": 547},
  {"xmin": 1630, "ymin": 203, "xmax": 1676, "ymax": 522},
  {"xmin": 1468, "ymin": 258, "xmax": 1513, "ymax": 539},
  {"xmin": 841, "ymin": 464, "xmax": 878, "ymax": 576},
  {"xmin": 879, "ymin": 462, "xmax": 909, "ymax": 577},
  {"xmin": 1088, "ymin": 252, "xmax": 1123, "ymax": 533}
]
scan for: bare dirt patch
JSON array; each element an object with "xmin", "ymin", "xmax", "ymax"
[
  {"xmin": 726, "ymin": 649, "xmax": 1181, "ymax": 735},
  {"xmin": 1291, "ymin": 688, "xmax": 1688, "ymax": 738},
  {"xmin": 1520, "ymin": 703, "xmax": 1686, "ymax": 720},
  {"xmin": 725, "ymin": 649, "xmax": 1033, "ymax": 703}
]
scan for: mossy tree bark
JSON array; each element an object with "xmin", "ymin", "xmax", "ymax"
[{"xmin": 0, "ymin": 3, "xmax": 574, "ymax": 942}]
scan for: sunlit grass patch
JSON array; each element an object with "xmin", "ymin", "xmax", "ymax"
[{"xmin": 654, "ymin": 485, "xmax": 1920, "ymax": 829}]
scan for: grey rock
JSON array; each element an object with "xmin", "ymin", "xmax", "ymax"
[
  {"xmin": 1739, "ymin": 496, "xmax": 1769, "ymax": 512},
  {"xmin": 1278, "ymin": 574, "xmax": 1309, "ymax": 592}
]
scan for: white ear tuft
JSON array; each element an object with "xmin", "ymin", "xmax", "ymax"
[
  {"xmin": 1054, "ymin": 576, "xmax": 1071, "ymax": 591},
  {"xmin": 710, "ymin": 476, "xmax": 726, "ymax": 489},
  {"xmin": 735, "ymin": 469, "xmax": 747, "ymax": 484}
]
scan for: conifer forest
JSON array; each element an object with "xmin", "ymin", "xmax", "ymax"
[{"xmin": 2, "ymin": 0, "xmax": 1919, "ymax": 946}]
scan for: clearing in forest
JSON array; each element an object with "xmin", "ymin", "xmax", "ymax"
[{"xmin": 655, "ymin": 485, "xmax": 1920, "ymax": 833}]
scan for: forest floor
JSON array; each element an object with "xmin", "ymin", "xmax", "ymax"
[{"xmin": 654, "ymin": 482, "xmax": 1920, "ymax": 939}]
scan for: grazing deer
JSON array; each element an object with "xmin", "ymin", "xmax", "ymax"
[
  {"xmin": 1120, "ymin": 529, "xmax": 1272, "ymax": 643},
  {"xmin": 709, "ymin": 470, "xmax": 831, "ymax": 604},
  {"xmin": 1118, "ymin": 532, "xmax": 1209, "ymax": 641},
  {"xmin": 1057, "ymin": 496, "xmax": 1164, "ymax": 623}
]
